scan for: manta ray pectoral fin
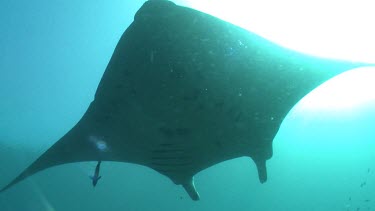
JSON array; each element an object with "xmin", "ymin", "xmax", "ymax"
[
  {"xmin": 0, "ymin": 148, "xmax": 58, "ymax": 193},
  {"xmin": 1, "ymin": 123, "xmax": 98, "ymax": 192},
  {"xmin": 253, "ymin": 158, "xmax": 267, "ymax": 183},
  {"xmin": 181, "ymin": 177, "xmax": 200, "ymax": 201}
]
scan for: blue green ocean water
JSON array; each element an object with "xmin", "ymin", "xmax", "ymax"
[{"xmin": 1, "ymin": 1, "xmax": 375, "ymax": 210}]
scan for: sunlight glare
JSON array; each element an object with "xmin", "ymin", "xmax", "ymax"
[
  {"xmin": 181, "ymin": 0, "xmax": 375, "ymax": 110},
  {"xmin": 186, "ymin": 0, "xmax": 375, "ymax": 63},
  {"xmin": 297, "ymin": 67, "xmax": 375, "ymax": 111}
]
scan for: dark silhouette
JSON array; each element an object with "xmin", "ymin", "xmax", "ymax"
[{"xmin": 89, "ymin": 161, "xmax": 102, "ymax": 187}]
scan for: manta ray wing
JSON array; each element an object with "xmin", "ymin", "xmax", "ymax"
[{"xmin": 1, "ymin": 0, "xmax": 363, "ymax": 200}]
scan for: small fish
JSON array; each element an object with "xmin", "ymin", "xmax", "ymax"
[
  {"xmin": 89, "ymin": 161, "xmax": 102, "ymax": 187},
  {"xmin": 364, "ymin": 199, "xmax": 370, "ymax": 202}
]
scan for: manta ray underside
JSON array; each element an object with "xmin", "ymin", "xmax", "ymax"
[{"xmin": 1, "ymin": 0, "xmax": 364, "ymax": 200}]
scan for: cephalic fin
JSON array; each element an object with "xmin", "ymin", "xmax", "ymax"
[
  {"xmin": 253, "ymin": 158, "xmax": 267, "ymax": 183},
  {"xmin": 182, "ymin": 177, "xmax": 200, "ymax": 201}
]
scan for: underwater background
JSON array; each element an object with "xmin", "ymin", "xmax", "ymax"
[{"xmin": 1, "ymin": 0, "xmax": 375, "ymax": 210}]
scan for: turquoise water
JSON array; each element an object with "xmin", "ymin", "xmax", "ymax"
[{"xmin": 1, "ymin": 1, "xmax": 375, "ymax": 210}]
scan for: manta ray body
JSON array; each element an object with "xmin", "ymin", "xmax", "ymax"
[{"xmin": 1, "ymin": 0, "xmax": 364, "ymax": 200}]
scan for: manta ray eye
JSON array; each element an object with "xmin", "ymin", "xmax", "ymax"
[{"xmin": 88, "ymin": 135, "xmax": 109, "ymax": 152}]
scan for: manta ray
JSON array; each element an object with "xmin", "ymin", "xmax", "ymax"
[{"xmin": 1, "ymin": 0, "xmax": 366, "ymax": 200}]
